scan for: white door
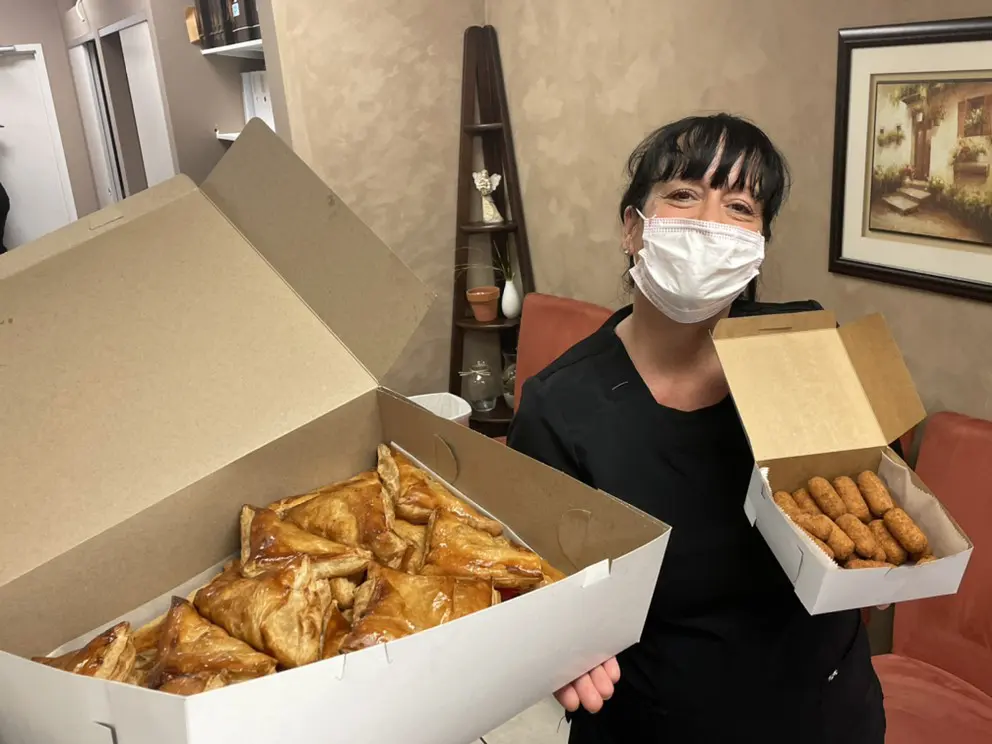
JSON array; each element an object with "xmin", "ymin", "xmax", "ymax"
[
  {"xmin": 68, "ymin": 41, "xmax": 122, "ymax": 209},
  {"xmin": 118, "ymin": 22, "xmax": 175, "ymax": 187},
  {"xmin": 0, "ymin": 45, "xmax": 77, "ymax": 249}
]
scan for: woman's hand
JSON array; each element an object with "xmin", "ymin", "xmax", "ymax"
[{"xmin": 554, "ymin": 657, "xmax": 621, "ymax": 714}]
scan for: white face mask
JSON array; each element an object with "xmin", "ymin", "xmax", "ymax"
[{"xmin": 629, "ymin": 212, "xmax": 765, "ymax": 324}]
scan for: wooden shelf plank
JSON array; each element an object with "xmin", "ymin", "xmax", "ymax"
[
  {"xmin": 455, "ymin": 316, "xmax": 519, "ymax": 330},
  {"xmin": 459, "ymin": 221, "xmax": 517, "ymax": 234},
  {"xmin": 202, "ymin": 39, "xmax": 264, "ymax": 59},
  {"xmin": 464, "ymin": 122, "xmax": 504, "ymax": 133}
]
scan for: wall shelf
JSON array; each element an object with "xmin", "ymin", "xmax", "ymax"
[
  {"xmin": 216, "ymin": 131, "xmax": 241, "ymax": 142},
  {"xmin": 202, "ymin": 39, "xmax": 264, "ymax": 60}
]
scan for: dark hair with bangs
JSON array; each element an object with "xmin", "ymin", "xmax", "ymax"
[{"xmin": 619, "ymin": 113, "xmax": 790, "ymax": 240}]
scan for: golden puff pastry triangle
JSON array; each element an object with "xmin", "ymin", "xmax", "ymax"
[
  {"xmin": 422, "ymin": 512, "xmax": 544, "ymax": 589},
  {"xmin": 146, "ymin": 597, "xmax": 277, "ymax": 694},
  {"xmin": 269, "ymin": 471, "xmax": 409, "ymax": 569},
  {"xmin": 377, "ymin": 445, "xmax": 503, "ymax": 536},
  {"xmin": 240, "ymin": 505, "xmax": 372, "ymax": 580},
  {"xmin": 32, "ymin": 621, "xmax": 136, "ymax": 682},
  {"xmin": 193, "ymin": 557, "xmax": 327, "ymax": 669},
  {"xmin": 341, "ymin": 564, "xmax": 498, "ymax": 654}
]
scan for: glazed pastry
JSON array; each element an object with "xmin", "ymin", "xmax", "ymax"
[
  {"xmin": 422, "ymin": 512, "xmax": 544, "ymax": 589},
  {"xmin": 832, "ymin": 476, "xmax": 871, "ymax": 523},
  {"xmin": 270, "ymin": 471, "xmax": 409, "ymax": 568},
  {"xmin": 340, "ymin": 564, "xmax": 498, "ymax": 653},
  {"xmin": 157, "ymin": 672, "xmax": 229, "ymax": 695},
  {"xmin": 377, "ymin": 445, "xmax": 503, "ymax": 536},
  {"xmin": 320, "ymin": 602, "xmax": 351, "ymax": 659},
  {"xmin": 240, "ymin": 505, "xmax": 372, "ymax": 580},
  {"xmin": 194, "ymin": 557, "xmax": 327, "ymax": 668},
  {"xmin": 146, "ymin": 597, "xmax": 276, "ymax": 693},
  {"xmin": 33, "ymin": 622, "xmax": 136, "ymax": 682},
  {"xmin": 327, "ymin": 576, "xmax": 359, "ymax": 610},
  {"xmin": 393, "ymin": 518, "xmax": 429, "ymax": 574}
]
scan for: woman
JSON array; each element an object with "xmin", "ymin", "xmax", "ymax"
[{"xmin": 507, "ymin": 114, "xmax": 886, "ymax": 743}]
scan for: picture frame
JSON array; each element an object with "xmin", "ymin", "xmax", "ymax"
[{"xmin": 829, "ymin": 17, "xmax": 992, "ymax": 303}]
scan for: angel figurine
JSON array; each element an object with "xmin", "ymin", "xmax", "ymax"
[{"xmin": 472, "ymin": 170, "xmax": 504, "ymax": 224}]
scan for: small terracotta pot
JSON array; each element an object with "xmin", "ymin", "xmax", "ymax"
[{"xmin": 466, "ymin": 285, "xmax": 500, "ymax": 322}]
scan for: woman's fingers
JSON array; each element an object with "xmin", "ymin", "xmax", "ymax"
[
  {"xmin": 572, "ymin": 673, "xmax": 606, "ymax": 713},
  {"xmin": 554, "ymin": 682, "xmax": 581, "ymax": 713},
  {"xmin": 588, "ymin": 664, "xmax": 616, "ymax": 702},
  {"xmin": 602, "ymin": 656, "xmax": 621, "ymax": 684},
  {"xmin": 555, "ymin": 660, "xmax": 622, "ymax": 715}
]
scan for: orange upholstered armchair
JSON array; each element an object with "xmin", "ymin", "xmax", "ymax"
[
  {"xmin": 511, "ymin": 293, "xmax": 613, "ymax": 413},
  {"xmin": 872, "ymin": 412, "xmax": 992, "ymax": 742},
  {"xmin": 492, "ymin": 293, "xmax": 612, "ymax": 443}
]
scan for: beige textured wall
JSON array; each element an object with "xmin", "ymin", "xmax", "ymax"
[
  {"xmin": 268, "ymin": 0, "xmax": 485, "ymax": 394},
  {"xmin": 487, "ymin": 0, "xmax": 992, "ymax": 420},
  {"xmin": 2, "ymin": 0, "xmax": 99, "ymax": 217}
]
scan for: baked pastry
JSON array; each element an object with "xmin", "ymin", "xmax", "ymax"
[
  {"xmin": 377, "ymin": 445, "xmax": 503, "ymax": 536},
  {"xmin": 157, "ymin": 672, "xmax": 229, "ymax": 695},
  {"xmin": 240, "ymin": 505, "xmax": 372, "ymax": 579},
  {"xmin": 320, "ymin": 602, "xmax": 351, "ymax": 660},
  {"xmin": 393, "ymin": 519, "xmax": 428, "ymax": 573},
  {"xmin": 327, "ymin": 576, "xmax": 359, "ymax": 610},
  {"xmin": 422, "ymin": 512, "xmax": 544, "ymax": 589},
  {"xmin": 340, "ymin": 564, "xmax": 498, "ymax": 653},
  {"xmin": 32, "ymin": 622, "xmax": 136, "ymax": 682},
  {"xmin": 146, "ymin": 597, "xmax": 277, "ymax": 693},
  {"xmin": 193, "ymin": 557, "xmax": 327, "ymax": 668},
  {"xmin": 270, "ymin": 472, "xmax": 409, "ymax": 569}
]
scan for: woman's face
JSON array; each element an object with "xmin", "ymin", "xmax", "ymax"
[{"xmin": 622, "ymin": 163, "xmax": 764, "ymax": 258}]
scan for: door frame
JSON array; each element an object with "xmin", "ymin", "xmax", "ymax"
[{"xmin": 0, "ymin": 44, "xmax": 78, "ymax": 223}]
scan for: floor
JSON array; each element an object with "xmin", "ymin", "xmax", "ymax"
[{"xmin": 474, "ymin": 698, "xmax": 569, "ymax": 744}]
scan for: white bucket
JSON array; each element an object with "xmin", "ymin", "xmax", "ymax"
[{"xmin": 408, "ymin": 392, "xmax": 472, "ymax": 427}]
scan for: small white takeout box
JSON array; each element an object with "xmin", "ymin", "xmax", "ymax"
[
  {"xmin": 713, "ymin": 310, "xmax": 972, "ymax": 615},
  {"xmin": 0, "ymin": 121, "xmax": 671, "ymax": 744}
]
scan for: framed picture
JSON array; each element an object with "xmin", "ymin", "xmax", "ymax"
[{"xmin": 830, "ymin": 17, "xmax": 992, "ymax": 303}]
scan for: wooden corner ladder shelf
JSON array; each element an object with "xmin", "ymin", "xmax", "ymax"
[{"xmin": 449, "ymin": 25, "xmax": 534, "ymax": 438}]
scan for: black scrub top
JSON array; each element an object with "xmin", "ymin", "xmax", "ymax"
[
  {"xmin": 507, "ymin": 300, "xmax": 886, "ymax": 744},
  {"xmin": 0, "ymin": 179, "xmax": 9, "ymax": 254}
]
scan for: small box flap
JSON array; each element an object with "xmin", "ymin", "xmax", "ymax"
[
  {"xmin": 0, "ymin": 167, "xmax": 379, "ymax": 589},
  {"xmin": 838, "ymin": 314, "xmax": 926, "ymax": 443},
  {"xmin": 712, "ymin": 309, "xmax": 838, "ymax": 340},
  {"xmin": 201, "ymin": 120, "xmax": 434, "ymax": 381},
  {"xmin": 714, "ymin": 313, "xmax": 891, "ymax": 462}
]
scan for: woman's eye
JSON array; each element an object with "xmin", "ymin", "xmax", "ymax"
[
  {"xmin": 730, "ymin": 202, "xmax": 756, "ymax": 216},
  {"xmin": 668, "ymin": 190, "xmax": 696, "ymax": 201}
]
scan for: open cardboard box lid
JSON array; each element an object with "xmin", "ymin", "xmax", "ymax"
[
  {"xmin": 712, "ymin": 310, "xmax": 927, "ymax": 463},
  {"xmin": 0, "ymin": 120, "xmax": 434, "ymax": 593}
]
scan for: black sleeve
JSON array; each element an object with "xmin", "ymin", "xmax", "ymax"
[{"xmin": 506, "ymin": 377, "xmax": 584, "ymax": 482}]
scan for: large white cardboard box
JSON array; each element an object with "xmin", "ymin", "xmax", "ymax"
[
  {"xmin": 713, "ymin": 310, "xmax": 972, "ymax": 615},
  {"xmin": 0, "ymin": 121, "xmax": 670, "ymax": 744}
]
